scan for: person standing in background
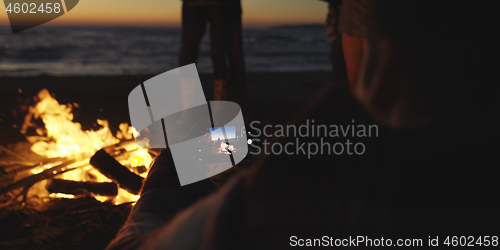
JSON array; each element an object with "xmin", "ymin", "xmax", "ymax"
[{"xmin": 178, "ymin": 0, "xmax": 246, "ymax": 109}]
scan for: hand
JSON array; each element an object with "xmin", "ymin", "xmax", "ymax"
[
  {"xmin": 141, "ymin": 148, "xmax": 181, "ymax": 194},
  {"xmin": 141, "ymin": 119, "xmax": 211, "ymax": 193},
  {"xmin": 140, "ymin": 148, "xmax": 220, "ymax": 202}
]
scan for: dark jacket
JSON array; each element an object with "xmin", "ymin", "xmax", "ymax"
[{"xmin": 182, "ymin": 0, "xmax": 240, "ymax": 6}]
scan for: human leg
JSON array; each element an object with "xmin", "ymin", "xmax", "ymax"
[
  {"xmin": 179, "ymin": 4, "xmax": 209, "ymax": 67},
  {"xmin": 224, "ymin": 3, "xmax": 246, "ymax": 108},
  {"xmin": 208, "ymin": 5, "xmax": 229, "ymax": 100}
]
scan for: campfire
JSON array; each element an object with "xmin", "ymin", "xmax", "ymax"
[
  {"xmin": 0, "ymin": 89, "xmax": 155, "ymax": 209},
  {"xmin": 0, "ymin": 89, "xmax": 253, "ymax": 248}
]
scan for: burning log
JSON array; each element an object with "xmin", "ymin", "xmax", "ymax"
[
  {"xmin": 101, "ymin": 139, "xmax": 134, "ymax": 155},
  {"xmin": 47, "ymin": 179, "xmax": 118, "ymax": 197},
  {"xmin": 90, "ymin": 149, "xmax": 144, "ymax": 195},
  {"xmin": 0, "ymin": 144, "xmax": 30, "ymax": 162},
  {"xmin": 0, "ymin": 159, "xmax": 78, "ymax": 197},
  {"xmin": 0, "ymin": 158, "xmax": 65, "ymax": 175}
]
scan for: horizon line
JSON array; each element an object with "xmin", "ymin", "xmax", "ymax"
[{"xmin": 0, "ymin": 22, "xmax": 324, "ymax": 29}]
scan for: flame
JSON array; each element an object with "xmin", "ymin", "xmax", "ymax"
[
  {"xmin": 22, "ymin": 89, "xmax": 119, "ymax": 159},
  {"xmin": 22, "ymin": 89, "xmax": 152, "ymax": 205},
  {"xmin": 50, "ymin": 193, "xmax": 75, "ymax": 199}
]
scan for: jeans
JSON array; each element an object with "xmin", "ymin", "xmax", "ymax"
[{"xmin": 179, "ymin": 3, "xmax": 245, "ymax": 106}]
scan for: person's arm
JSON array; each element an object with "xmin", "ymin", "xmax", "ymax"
[{"xmin": 105, "ymin": 149, "xmax": 219, "ymax": 250}]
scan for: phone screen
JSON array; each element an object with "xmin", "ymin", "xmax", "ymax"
[{"xmin": 210, "ymin": 126, "xmax": 238, "ymax": 142}]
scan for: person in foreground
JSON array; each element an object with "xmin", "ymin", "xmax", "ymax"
[{"xmin": 107, "ymin": 1, "xmax": 499, "ymax": 249}]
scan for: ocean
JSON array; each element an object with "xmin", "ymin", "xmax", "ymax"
[{"xmin": 0, "ymin": 25, "xmax": 332, "ymax": 77}]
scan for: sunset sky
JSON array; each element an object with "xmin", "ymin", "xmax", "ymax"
[{"xmin": 1, "ymin": 0, "xmax": 328, "ymax": 27}]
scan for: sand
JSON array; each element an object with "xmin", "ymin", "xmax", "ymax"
[{"xmin": 0, "ymin": 71, "xmax": 336, "ymax": 145}]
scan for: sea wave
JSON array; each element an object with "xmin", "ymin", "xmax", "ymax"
[{"xmin": 0, "ymin": 25, "xmax": 331, "ymax": 76}]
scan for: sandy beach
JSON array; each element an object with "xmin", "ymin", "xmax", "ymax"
[
  {"xmin": 0, "ymin": 71, "xmax": 351, "ymax": 248},
  {"xmin": 1, "ymin": 1, "xmax": 497, "ymax": 248},
  {"xmin": 0, "ymin": 71, "xmax": 338, "ymax": 145}
]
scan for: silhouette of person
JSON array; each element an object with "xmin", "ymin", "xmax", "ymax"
[{"xmin": 179, "ymin": 0, "xmax": 246, "ymax": 108}]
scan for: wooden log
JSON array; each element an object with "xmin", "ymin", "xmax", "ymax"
[
  {"xmin": 1, "ymin": 157, "xmax": 65, "ymax": 173},
  {"xmin": 90, "ymin": 149, "xmax": 144, "ymax": 195},
  {"xmin": 102, "ymin": 139, "xmax": 135, "ymax": 155},
  {"xmin": 0, "ymin": 144, "xmax": 30, "ymax": 162},
  {"xmin": 47, "ymin": 179, "xmax": 118, "ymax": 197},
  {"xmin": 0, "ymin": 159, "xmax": 77, "ymax": 196}
]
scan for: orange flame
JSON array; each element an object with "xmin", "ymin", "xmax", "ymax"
[{"xmin": 22, "ymin": 89, "xmax": 152, "ymax": 205}]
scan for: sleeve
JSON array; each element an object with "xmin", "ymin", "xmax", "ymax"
[
  {"xmin": 105, "ymin": 172, "xmax": 247, "ymax": 250},
  {"xmin": 105, "ymin": 188, "xmax": 192, "ymax": 250}
]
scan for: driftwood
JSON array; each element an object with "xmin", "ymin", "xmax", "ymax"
[
  {"xmin": 0, "ymin": 139, "xmax": 146, "ymax": 198},
  {"xmin": 90, "ymin": 149, "xmax": 144, "ymax": 195},
  {"xmin": 47, "ymin": 179, "xmax": 118, "ymax": 197},
  {"xmin": 102, "ymin": 139, "xmax": 135, "ymax": 155},
  {"xmin": 0, "ymin": 157, "xmax": 67, "ymax": 175},
  {"xmin": 0, "ymin": 145, "xmax": 30, "ymax": 162},
  {"xmin": 0, "ymin": 159, "xmax": 78, "ymax": 197}
]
